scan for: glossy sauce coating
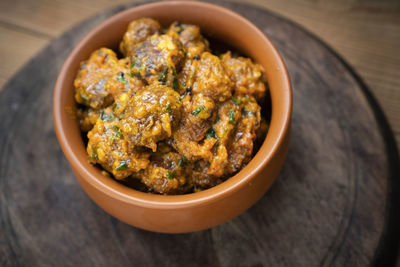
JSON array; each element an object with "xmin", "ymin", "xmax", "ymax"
[{"xmin": 75, "ymin": 18, "xmax": 269, "ymax": 194}]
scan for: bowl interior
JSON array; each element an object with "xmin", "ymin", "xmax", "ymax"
[{"xmin": 53, "ymin": 1, "xmax": 291, "ymax": 208}]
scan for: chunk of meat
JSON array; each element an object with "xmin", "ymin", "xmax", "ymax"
[
  {"xmin": 177, "ymin": 93, "xmax": 216, "ymax": 141},
  {"xmin": 77, "ymin": 108, "xmax": 100, "ymax": 132},
  {"xmin": 87, "ymin": 119, "xmax": 150, "ymax": 180},
  {"xmin": 131, "ymin": 146, "xmax": 190, "ymax": 194},
  {"xmin": 132, "ymin": 164, "xmax": 184, "ymax": 194},
  {"xmin": 74, "ymin": 49, "xmax": 145, "ymax": 110},
  {"xmin": 74, "ymin": 48, "xmax": 117, "ymax": 109},
  {"xmin": 189, "ymin": 160, "xmax": 222, "ymax": 189},
  {"xmin": 169, "ymin": 92, "xmax": 218, "ymax": 160},
  {"xmin": 221, "ymin": 51, "xmax": 266, "ymax": 99},
  {"xmin": 104, "ymin": 58, "xmax": 145, "ymax": 100},
  {"xmin": 120, "ymin": 18, "xmax": 161, "ymax": 57},
  {"xmin": 167, "ymin": 22, "xmax": 210, "ymax": 58},
  {"xmin": 226, "ymin": 95, "xmax": 261, "ymax": 173},
  {"xmin": 130, "ymin": 34, "xmax": 185, "ymax": 88},
  {"xmin": 179, "ymin": 52, "xmax": 233, "ymax": 102},
  {"xmin": 207, "ymin": 99, "xmax": 240, "ymax": 177},
  {"xmin": 119, "ymin": 84, "xmax": 182, "ymax": 152},
  {"xmin": 170, "ymin": 131, "xmax": 217, "ymax": 161}
]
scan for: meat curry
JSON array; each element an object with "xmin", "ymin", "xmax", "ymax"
[{"xmin": 74, "ymin": 18, "xmax": 269, "ymax": 194}]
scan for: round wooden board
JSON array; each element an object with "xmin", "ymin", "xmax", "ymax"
[{"xmin": 0, "ymin": 1, "xmax": 399, "ymax": 266}]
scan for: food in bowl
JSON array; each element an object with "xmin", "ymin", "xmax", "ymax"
[{"xmin": 74, "ymin": 18, "xmax": 270, "ymax": 195}]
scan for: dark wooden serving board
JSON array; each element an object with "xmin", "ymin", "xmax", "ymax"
[{"xmin": 0, "ymin": 1, "xmax": 399, "ymax": 266}]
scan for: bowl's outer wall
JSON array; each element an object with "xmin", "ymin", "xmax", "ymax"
[{"xmin": 53, "ymin": 1, "xmax": 292, "ymax": 233}]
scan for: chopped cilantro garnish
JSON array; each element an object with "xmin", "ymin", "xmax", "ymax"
[
  {"xmin": 89, "ymin": 153, "xmax": 98, "ymax": 161},
  {"xmin": 193, "ymin": 54, "xmax": 200, "ymax": 60},
  {"xmin": 242, "ymin": 108, "xmax": 255, "ymax": 117},
  {"xmin": 131, "ymin": 61, "xmax": 141, "ymax": 68},
  {"xmin": 166, "ymin": 104, "xmax": 172, "ymax": 113},
  {"xmin": 207, "ymin": 127, "xmax": 217, "ymax": 139},
  {"xmin": 99, "ymin": 109, "xmax": 113, "ymax": 122},
  {"xmin": 117, "ymin": 72, "xmax": 127, "ymax": 84},
  {"xmin": 192, "ymin": 107, "xmax": 201, "ymax": 115},
  {"xmin": 214, "ymin": 114, "xmax": 220, "ymax": 123},
  {"xmin": 115, "ymin": 161, "xmax": 128, "ymax": 171},
  {"xmin": 176, "ymin": 26, "xmax": 184, "ymax": 34},
  {"xmin": 112, "ymin": 103, "xmax": 118, "ymax": 112},
  {"xmin": 232, "ymin": 99, "xmax": 242, "ymax": 105},
  {"xmin": 112, "ymin": 125, "xmax": 123, "ymax": 138},
  {"xmin": 172, "ymin": 67, "xmax": 179, "ymax": 90},
  {"xmin": 79, "ymin": 93, "xmax": 89, "ymax": 103},
  {"xmin": 158, "ymin": 67, "xmax": 169, "ymax": 85},
  {"xmin": 191, "ymin": 105, "xmax": 205, "ymax": 116},
  {"xmin": 177, "ymin": 155, "xmax": 187, "ymax": 167},
  {"xmin": 89, "ymin": 146, "xmax": 98, "ymax": 161},
  {"xmin": 102, "ymin": 114, "xmax": 113, "ymax": 122},
  {"xmin": 166, "ymin": 170, "xmax": 176, "ymax": 179},
  {"xmin": 228, "ymin": 109, "xmax": 235, "ymax": 124}
]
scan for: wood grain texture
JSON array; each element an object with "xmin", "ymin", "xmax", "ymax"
[
  {"xmin": 0, "ymin": 2, "xmax": 399, "ymax": 266},
  {"xmin": 0, "ymin": 24, "xmax": 49, "ymax": 89}
]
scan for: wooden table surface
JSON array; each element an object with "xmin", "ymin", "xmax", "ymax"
[
  {"xmin": 1, "ymin": 0, "xmax": 399, "ymax": 147},
  {"xmin": 0, "ymin": 0, "xmax": 399, "ymax": 266}
]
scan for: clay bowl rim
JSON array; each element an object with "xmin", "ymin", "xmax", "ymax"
[{"xmin": 53, "ymin": 1, "xmax": 292, "ymax": 209}]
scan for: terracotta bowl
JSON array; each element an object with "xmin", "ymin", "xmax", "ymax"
[{"xmin": 53, "ymin": 1, "xmax": 292, "ymax": 233}]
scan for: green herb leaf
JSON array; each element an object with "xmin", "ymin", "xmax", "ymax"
[
  {"xmin": 193, "ymin": 54, "xmax": 200, "ymax": 60},
  {"xmin": 158, "ymin": 67, "xmax": 169, "ymax": 85},
  {"xmin": 115, "ymin": 161, "xmax": 128, "ymax": 171},
  {"xmin": 192, "ymin": 107, "xmax": 201, "ymax": 116},
  {"xmin": 89, "ymin": 153, "xmax": 98, "ymax": 161},
  {"xmin": 242, "ymin": 108, "xmax": 255, "ymax": 117},
  {"xmin": 191, "ymin": 105, "xmax": 205, "ymax": 116},
  {"xmin": 89, "ymin": 146, "xmax": 98, "ymax": 161},
  {"xmin": 214, "ymin": 114, "xmax": 220, "ymax": 123},
  {"xmin": 232, "ymin": 99, "xmax": 242, "ymax": 105},
  {"xmin": 112, "ymin": 125, "xmax": 123, "ymax": 138},
  {"xmin": 176, "ymin": 26, "xmax": 184, "ymax": 34},
  {"xmin": 177, "ymin": 155, "xmax": 187, "ymax": 167},
  {"xmin": 228, "ymin": 109, "xmax": 236, "ymax": 124},
  {"xmin": 117, "ymin": 72, "xmax": 127, "ymax": 84},
  {"xmin": 165, "ymin": 104, "xmax": 172, "ymax": 113},
  {"xmin": 207, "ymin": 127, "xmax": 217, "ymax": 139},
  {"xmin": 131, "ymin": 61, "xmax": 139, "ymax": 68},
  {"xmin": 172, "ymin": 67, "xmax": 179, "ymax": 90},
  {"xmin": 103, "ymin": 114, "xmax": 113, "ymax": 122},
  {"xmin": 100, "ymin": 109, "xmax": 114, "ymax": 122},
  {"xmin": 79, "ymin": 93, "xmax": 89, "ymax": 103},
  {"xmin": 166, "ymin": 170, "xmax": 176, "ymax": 179}
]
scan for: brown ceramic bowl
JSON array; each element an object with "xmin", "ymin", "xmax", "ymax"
[{"xmin": 53, "ymin": 1, "xmax": 292, "ymax": 233}]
